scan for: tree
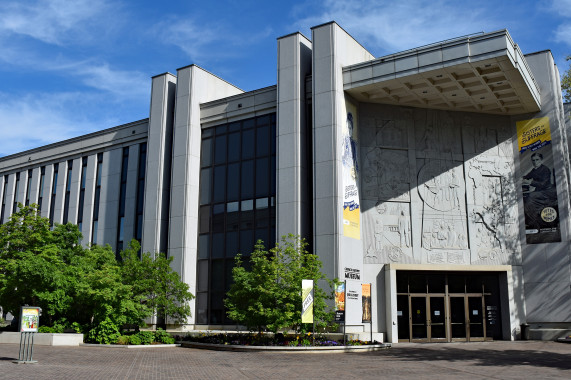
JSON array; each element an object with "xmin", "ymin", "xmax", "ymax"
[
  {"xmin": 562, "ymin": 56, "xmax": 571, "ymax": 102},
  {"xmin": 225, "ymin": 234, "xmax": 335, "ymax": 334},
  {"xmin": 121, "ymin": 240, "xmax": 194, "ymax": 328}
]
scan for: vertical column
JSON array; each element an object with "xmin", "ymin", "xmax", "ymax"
[
  {"xmin": 169, "ymin": 65, "xmax": 242, "ymax": 325},
  {"xmin": 40, "ymin": 165, "xmax": 53, "ymax": 219},
  {"xmin": 3, "ymin": 174, "xmax": 15, "ymax": 222},
  {"xmin": 276, "ymin": 32, "xmax": 312, "ymax": 241},
  {"xmin": 123, "ymin": 144, "xmax": 140, "ymax": 248},
  {"xmin": 52, "ymin": 161, "xmax": 66, "ymax": 225},
  {"xmin": 67, "ymin": 158, "xmax": 82, "ymax": 224},
  {"xmin": 311, "ymin": 22, "xmax": 374, "ymax": 281},
  {"xmin": 15, "ymin": 171, "xmax": 26, "ymax": 212},
  {"xmin": 28, "ymin": 167, "xmax": 40, "ymax": 208},
  {"xmin": 97, "ymin": 149, "xmax": 121, "ymax": 250},
  {"xmin": 0, "ymin": 174, "xmax": 5, "ymax": 222},
  {"xmin": 142, "ymin": 73, "xmax": 177, "ymax": 255},
  {"xmin": 81, "ymin": 155, "xmax": 97, "ymax": 245}
]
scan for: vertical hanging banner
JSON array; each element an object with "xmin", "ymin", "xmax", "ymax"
[
  {"xmin": 334, "ymin": 283, "xmax": 346, "ymax": 322},
  {"xmin": 516, "ymin": 117, "xmax": 561, "ymax": 244},
  {"xmin": 301, "ymin": 280, "xmax": 314, "ymax": 323},
  {"xmin": 362, "ymin": 284, "xmax": 371, "ymax": 323},
  {"xmin": 20, "ymin": 306, "xmax": 40, "ymax": 332},
  {"xmin": 342, "ymin": 100, "xmax": 360, "ymax": 239}
]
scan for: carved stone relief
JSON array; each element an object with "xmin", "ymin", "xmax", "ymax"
[
  {"xmin": 363, "ymin": 201, "xmax": 413, "ymax": 264},
  {"xmin": 362, "ymin": 148, "xmax": 410, "ymax": 201},
  {"xmin": 417, "ymin": 160, "xmax": 464, "ymax": 212}
]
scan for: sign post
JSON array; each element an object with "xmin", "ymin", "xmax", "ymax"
[{"xmin": 15, "ymin": 306, "xmax": 40, "ymax": 364}]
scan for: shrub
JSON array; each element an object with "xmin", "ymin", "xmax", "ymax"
[
  {"xmin": 154, "ymin": 328, "xmax": 175, "ymax": 344},
  {"xmin": 86, "ymin": 318, "xmax": 120, "ymax": 344},
  {"xmin": 128, "ymin": 334, "xmax": 141, "ymax": 345},
  {"xmin": 38, "ymin": 326, "xmax": 57, "ymax": 333},
  {"xmin": 135, "ymin": 331, "xmax": 154, "ymax": 345},
  {"xmin": 116, "ymin": 335, "xmax": 130, "ymax": 345}
]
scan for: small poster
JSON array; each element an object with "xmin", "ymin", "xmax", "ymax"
[
  {"xmin": 362, "ymin": 284, "xmax": 371, "ymax": 323},
  {"xmin": 334, "ymin": 283, "xmax": 346, "ymax": 322},
  {"xmin": 301, "ymin": 280, "xmax": 314, "ymax": 324},
  {"xmin": 20, "ymin": 307, "xmax": 40, "ymax": 332}
]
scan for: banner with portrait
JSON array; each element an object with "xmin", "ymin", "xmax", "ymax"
[
  {"xmin": 342, "ymin": 100, "xmax": 360, "ymax": 239},
  {"xmin": 334, "ymin": 283, "xmax": 346, "ymax": 322},
  {"xmin": 362, "ymin": 284, "xmax": 371, "ymax": 323},
  {"xmin": 516, "ymin": 117, "xmax": 561, "ymax": 243}
]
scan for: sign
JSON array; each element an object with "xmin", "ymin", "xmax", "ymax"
[
  {"xmin": 361, "ymin": 284, "xmax": 371, "ymax": 323},
  {"xmin": 20, "ymin": 307, "xmax": 40, "ymax": 332},
  {"xmin": 344, "ymin": 267, "xmax": 361, "ymax": 280},
  {"xmin": 334, "ymin": 283, "xmax": 346, "ymax": 322},
  {"xmin": 516, "ymin": 117, "xmax": 561, "ymax": 244},
  {"xmin": 301, "ymin": 280, "xmax": 314, "ymax": 324},
  {"xmin": 342, "ymin": 100, "xmax": 360, "ymax": 239}
]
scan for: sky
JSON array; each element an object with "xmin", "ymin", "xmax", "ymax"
[{"xmin": 0, "ymin": 0, "xmax": 570, "ymax": 157}]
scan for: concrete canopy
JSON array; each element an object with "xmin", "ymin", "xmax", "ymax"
[{"xmin": 343, "ymin": 30, "xmax": 541, "ymax": 115}]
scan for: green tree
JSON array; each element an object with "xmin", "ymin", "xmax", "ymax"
[
  {"xmin": 225, "ymin": 234, "xmax": 335, "ymax": 334},
  {"xmin": 562, "ymin": 56, "xmax": 571, "ymax": 102},
  {"xmin": 121, "ymin": 240, "xmax": 194, "ymax": 328}
]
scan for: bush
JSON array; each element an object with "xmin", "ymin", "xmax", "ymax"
[
  {"xmin": 116, "ymin": 335, "xmax": 130, "ymax": 345},
  {"xmin": 38, "ymin": 326, "xmax": 57, "ymax": 333},
  {"xmin": 154, "ymin": 328, "xmax": 175, "ymax": 344},
  {"xmin": 128, "ymin": 334, "xmax": 141, "ymax": 345},
  {"xmin": 86, "ymin": 318, "xmax": 120, "ymax": 344},
  {"xmin": 136, "ymin": 331, "xmax": 154, "ymax": 345}
]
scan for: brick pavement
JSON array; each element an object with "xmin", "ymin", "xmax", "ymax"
[{"xmin": 0, "ymin": 341, "xmax": 569, "ymax": 379}]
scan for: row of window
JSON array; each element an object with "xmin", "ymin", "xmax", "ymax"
[
  {"xmin": 196, "ymin": 113, "xmax": 277, "ymax": 325},
  {"xmin": 0, "ymin": 143, "xmax": 147, "ymax": 250}
]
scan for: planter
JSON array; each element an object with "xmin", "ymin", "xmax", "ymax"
[{"xmin": 0, "ymin": 332, "xmax": 84, "ymax": 346}]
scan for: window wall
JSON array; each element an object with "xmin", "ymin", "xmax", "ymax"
[{"xmin": 196, "ymin": 113, "xmax": 276, "ymax": 324}]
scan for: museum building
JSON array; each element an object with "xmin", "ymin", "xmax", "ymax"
[{"xmin": 1, "ymin": 22, "xmax": 570, "ymax": 343}]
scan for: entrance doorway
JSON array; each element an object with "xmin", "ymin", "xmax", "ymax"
[{"xmin": 396, "ymin": 271, "xmax": 502, "ymax": 342}]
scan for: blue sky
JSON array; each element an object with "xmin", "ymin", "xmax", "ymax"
[{"xmin": 0, "ymin": 0, "xmax": 569, "ymax": 157}]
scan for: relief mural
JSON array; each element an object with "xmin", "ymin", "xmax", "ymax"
[{"xmin": 359, "ymin": 105, "xmax": 519, "ymax": 266}]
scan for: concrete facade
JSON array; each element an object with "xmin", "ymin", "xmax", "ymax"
[{"xmin": 1, "ymin": 22, "xmax": 570, "ymax": 341}]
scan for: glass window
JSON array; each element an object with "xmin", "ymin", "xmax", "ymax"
[
  {"xmin": 213, "ymin": 166, "xmax": 226, "ymax": 203},
  {"xmin": 197, "ymin": 260, "xmax": 208, "ymax": 292},
  {"xmin": 239, "ymin": 229, "xmax": 254, "ymax": 256},
  {"xmin": 256, "ymin": 158, "xmax": 269, "ymax": 197},
  {"xmin": 227, "ymin": 163, "xmax": 240, "ymax": 201},
  {"xmin": 214, "ymin": 135, "xmax": 227, "ymax": 164},
  {"xmin": 199, "ymin": 168, "xmax": 212, "ymax": 205},
  {"xmin": 241, "ymin": 160, "xmax": 254, "ymax": 199},
  {"xmin": 210, "ymin": 260, "xmax": 224, "ymax": 291},
  {"xmin": 227, "ymin": 201, "xmax": 239, "ymax": 213},
  {"xmin": 226, "ymin": 231, "xmax": 239, "ymax": 257},
  {"xmin": 199, "ymin": 205, "xmax": 210, "ymax": 233},
  {"xmin": 202, "ymin": 127, "xmax": 214, "ymax": 138},
  {"xmin": 228, "ymin": 122, "xmax": 240, "ymax": 132},
  {"xmin": 212, "ymin": 233, "xmax": 224, "ymax": 258},
  {"xmin": 201, "ymin": 138, "xmax": 213, "ymax": 167},
  {"xmin": 256, "ymin": 197, "xmax": 268, "ymax": 209},
  {"xmin": 256, "ymin": 125, "xmax": 269, "ymax": 157},
  {"xmin": 228, "ymin": 133, "xmax": 240, "ymax": 162},
  {"xmin": 198, "ymin": 234, "xmax": 210, "ymax": 259},
  {"xmin": 242, "ymin": 129, "xmax": 254, "ymax": 159}
]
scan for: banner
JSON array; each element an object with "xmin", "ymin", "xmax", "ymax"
[
  {"xmin": 20, "ymin": 306, "xmax": 40, "ymax": 332},
  {"xmin": 516, "ymin": 117, "xmax": 561, "ymax": 243},
  {"xmin": 334, "ymin": 283, "xmax": 346, "ymax": 322},
  {"xmin": 301, "ymin": 279, "xmax": 314, "ymax": 324},
  {"xmin": 362, "ymin": 284, "xmax": 371, "ymax": 323},
  {"xmin": 342, "ymin": 100, "xmax": 360, "ymax": 239}
]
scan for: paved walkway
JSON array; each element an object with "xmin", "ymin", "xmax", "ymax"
[{"xmin": 0, "ymin": 341, "xmax": 569, "ymax": 379}]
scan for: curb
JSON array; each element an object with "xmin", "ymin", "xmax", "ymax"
[
  {"xmin": 80, "ymin": 343, "xmax": 180, "ymax": 349},
  {"xmin": 179, "ymin": 341, "xmax": 391, "ymax": 352}
]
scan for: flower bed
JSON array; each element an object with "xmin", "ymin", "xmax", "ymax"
[{"xmin": 179, "ymin": 332, "xmax": 380, "ymax": 347}]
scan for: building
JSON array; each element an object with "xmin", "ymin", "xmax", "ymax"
[{"xmin": 1, "ymin": 22, "xmax": 570, "ymax": 342}]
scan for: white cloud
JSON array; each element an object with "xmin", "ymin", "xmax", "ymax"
[
  {"xmin": 0, "ymin": 92, "xmax": 118, "ymax": 156},
  {"xmin": 77, "ymin": 63, "xmax": 150, "ymax": 100},
  {"xmin": 295, "ymin": 0, "xmax": 498, "ymax": 54},
  {"xmin": 550, "ymin": 0, "xmax": 571, "ymax": 18},
  {"xmin": 0, "ymin": 0, "xmax": 113, "ymax": 45}
]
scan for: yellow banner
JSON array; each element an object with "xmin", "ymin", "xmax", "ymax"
[
  {"xmin": 301, "ymin": 280, "xmax": 313, "ymax": 323},
  {"xmin": 516, "ymin": 117, "xmax": 551, "ymax": 153}
]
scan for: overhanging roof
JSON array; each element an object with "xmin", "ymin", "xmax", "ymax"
[{"xmin": 343, "ymin": 30, "xmax": 540, "ymax": 115}]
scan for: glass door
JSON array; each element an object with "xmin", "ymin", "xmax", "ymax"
[
  {"xmin": 449, "ymin": 296, "xmax": 467, "ymax": 341},
  {"xmin": 428, "ymin": 296, "xmax": 447, "ymax": 341},
  {"xmin": 410, "ymin": 296, "xmax": 427, "ymax": 341},
  {"xmin": 468, "ymin": 296, "xmax": 485, "ymax": 341}
]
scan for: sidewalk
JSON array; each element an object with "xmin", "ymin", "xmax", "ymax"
[{"xmin": 0, "ymin": 341, "xmax": 569, "ymax": 379}]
